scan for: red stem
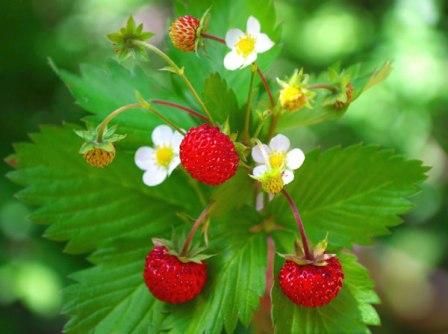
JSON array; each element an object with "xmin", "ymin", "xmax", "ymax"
[
  {"xmin": 256, "ymin": 66, "xmax": 275, "ymax": 108},
  {"xmin": 201, "ymin": 32, "xmax": 225, "ymax": 44},
  {"xmin": 180, "ymin": 204, "xmax": 214, "ymax": 257},
  {"xmin": 281, "ymin": 189, "xmax": 313, "ymax": 260},
  {"xmin": 151, "ymin": 99, "xmax": 210, "ymax": 122}
]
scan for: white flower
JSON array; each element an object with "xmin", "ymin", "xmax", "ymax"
[
  {"xmin": 224, "ymin": 16, "xmax": 274, "ymax": 71},
  {"xmin": 134, "ymin": 125, "xmax": 183, "ymax": 186},
  {"xmin": 251, "ymin": 134, "xmax": 305, "ymax": 188}
]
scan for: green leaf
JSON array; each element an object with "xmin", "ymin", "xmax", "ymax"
[
  {"xmin": 8, "ymin": 124, "xmax": 202, "ymax": 254},
  {"xmin": 63, "ymin": 238, "xmax": 167, "ymax": 334},
  {"xmin": 49, "ymin": 60, "xmax": 197, "ymax": 149},
  {"xmin": 203, "ymin": 73, "xmax": 241, "ymax": 129},
  {"xmin": 270, "ymin": 145, "xmax": 427, "ymax": 249},
  {"xmin": 272, "ymin": 251, "xmax": 380, "ymax": 334},
  {"xmin": 164, "ymin": 208, "xmax": 267, "ymax": 334}
]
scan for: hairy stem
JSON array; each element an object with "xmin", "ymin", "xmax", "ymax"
[
  {"xmin": 256, "ymin": 66, "xmax": 275, "ymax": 108},
  {"xmin": 180, "ymin": 204, "xmax": 214, "ymax": 256},
  {"xmin": 308, "ymin": 83, "xmax": 338, "ymax": 93},
  {"xmin": 96, "ymin": 103, "xmax": 141, "ymax": 142},
  {"xmin": 145, "ymin": 105, "xmax": 185, "ymax": 135},
  {"xmin": 243, "ymin": 67, "xmax": 256, "ymax": 144},
  {"xmin": 201, "ymin": 32, "xmax": 225, "ymax": 44},
  {"xmin": 281, "ymin": 189, "xmax": 313, "ymax": 260},
  {"xmin": 152, "ymin": 99, "xmax": 209, "ymax": 122},
  {"xmin": 135, "ymin": 41, "xmax": 214, "ymax": 123}
]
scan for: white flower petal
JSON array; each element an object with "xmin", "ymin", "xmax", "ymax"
[
  {"xmin": 225, "ymin": 28, "xmax": 245, "ymax": 48},
  {"xmin": 224, "ymin": 50, "xmax": 245, "ymax": 70},
  {"xmin": 241, "ymin": 51, "xmax": 257, "ymax": 68},
  {"xmin": 168, "ymin": 156, "xmax": 181, "ymax": 175},
  {"xmin": 286, "ymin": 148, "xmax": 305, "ymax": 170},
  {"xmin": 143, "ymin": 168, "xmax": 168, "ymax": 187},
  {"xmin": 251, "ymin": 144, "xmax": 270, "ymax": 164},
  {"xmin": 269, "ymin": 134, "xmax": 290, "ymax": 152},
  {"xmin": 253, "ymin": 164, "xmax": 268, "ymax": 178},
  {"xmin": 282, "ymin": 169, "xmax": 294, "ymax": 185},
  {"xmin": 152, "ymin": 125, "xmax": 173, "ymax": 147},
  {"xmin": 255, "ymin": 33, "xmax": 274, "ymax": 53},
  {"xmin": 134, "ymin": 146, "xmax": 154, "ymax": 170},
  {"xmin": 171, "ymin": 131, "xmax": 184, "ymax": 153},
  {"xmin": 246, "ymin": 16, "xmax": 261, "ymax": 35}
]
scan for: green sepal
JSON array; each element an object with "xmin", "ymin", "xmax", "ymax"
[
  {"xmin": 194, "ymin": 7, "xmax": 212, "ymax": 53},
  {"xmin": 151, "ymin": 234, "xmax": 215, "ymax": 264},
  {"xmin": 279, "ymin": 235, "xmax": 336, "ymax": 267},
  {"xmin": 107, "ymin": 16, "xmax": 154, "ymax": 59}
]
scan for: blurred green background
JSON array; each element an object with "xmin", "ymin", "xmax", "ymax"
[{"xmin": 1, "ymin": 0, "xmax": 447, "ymax": 333}]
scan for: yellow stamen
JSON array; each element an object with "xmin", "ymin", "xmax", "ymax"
[
  {"xmin": 280, "ymin": 85, "xmax": 306, "ymax": 111},
  {"xmin": 269, "ymin": 152, "xmax": 286, "ymax": 169},
  {"xmin": 235, "ymin": 35, "xmax": 256, "ymax": 58},
  {"xmin": 155, "ymin": 146, "xmax": 174, "ymax": 167}
]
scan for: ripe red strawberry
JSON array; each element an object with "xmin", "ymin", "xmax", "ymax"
[
  {"xmin": 144, "ymin": 245, "xmax": 207, "ymax": 304},
  {"xmin": 169, "ymin": 15, "xmax": 200, "ymax": 52},
  {"xmin": 279, "ymin": 256, "xmax": 344, "ymax": 307},
  {"xmin": 180, "ymin": 124, "xmax": 239, "ymax": 185}
]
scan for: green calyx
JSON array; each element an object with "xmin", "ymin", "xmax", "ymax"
[
  {"xmin": 75, "ymin": 125, "xmax": 126, "ymax": 154},
  {"xmin": 107, "ymin": 16, "xmax": 154, "ymax": 59},
  {"xmin": 279, "ymin": 235, "xmax": 336, "ymax": 266},
  {"xmin": 194, "ymin": 7, "xmax": 212, "ymax": 52},
  {"xmin": 323, "ymin": 68, "xmax": 354, "ymax": 110},
  {"xmin": 152, "ymin": 237, "xmax": 215, "ymax": 264}
]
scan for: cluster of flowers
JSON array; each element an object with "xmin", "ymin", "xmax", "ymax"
[{"xmin": 76, "ymin": 14, "xmax": 349, "ymax": 308}]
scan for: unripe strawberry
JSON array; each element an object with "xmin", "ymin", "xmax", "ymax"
[
  {"xmin": 169, "ymin": 15, "xmax": 200, "ymax": 52},
  {"xmin": 180, "ymin": 124, "xmax": 239, "ymax": 185},
  {"xmin": 144, "ymin": 245, "xmax": 207, "ymax": 304},
  {"xmin": 279, "ymin": 256, "xmax": 344, "ymax": 307},
  {"xmin": 83, "ymin": 147, "xmax": 115, "ymax": 168}
]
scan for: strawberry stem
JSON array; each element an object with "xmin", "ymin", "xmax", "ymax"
[
  {"xmin": 308, "ymin": 83, "xmax": 338, "ymax": 93},
  {"xmin": 243, "ymin": 65, "xmax": 256, "ymax": 144},
  {"xmin": 96, "ymin": 103, "xmax": 141, "ymax": 142},
  {"xmin": 201, "ymin": 32, "xmax": 225, "ymax": 44},
  {"xmin": 281, "ymin": 189, "xmax": 313, "ymax": 260},
  {"xmin": 152, "ymin": 99, "xmax": 210, "ymax": 122},
  {"xmin": 133, "ymin": 41, "xmax": 214, "ymax": 124},
  {"xmin": 180, "ymin": 203, "xmax": 214, "ymax": 257}
]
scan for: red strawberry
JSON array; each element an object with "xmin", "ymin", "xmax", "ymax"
[
  {"xmin": 144, "ymin": 246, "xmax": 207, "ymax": 304},
  {"xmin": 180, "ymin": 124, "xmax": 239, "ymax": 185},
  {"xmin": 279, "ymin": 256, "xmax": 344, "ymax": 307},
  {"xmin": 169, "ymin": 15, "xmax": 200, "ymax": 52}
]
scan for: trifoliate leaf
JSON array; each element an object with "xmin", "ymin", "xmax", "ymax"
[
  {"xmin": 272, "ymin": 251, "xmax": 380, "ymax": 334},
  {"xmin": 164, "ymin": 208, "xmax": 267, "ymax": 334},
  {"xmin": 270, "ymin": 145, "xmax": 427, "ymax": 249},
  {"xmin": 8, "ymin": 124, "xmax": 202, "ymax": 254}
]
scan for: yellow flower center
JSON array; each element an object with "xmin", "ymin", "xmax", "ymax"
[
  {"xmin": 261, "ymin": 173, "xmax": 284, "ymax": 194},
  {"xmin": 155, "ymin": 146, "xmax": 174, "ymax": 167},
  {"xmin": 235, "ymin": 35, "xmax": 256, "ymax": 58},
  {"xmin": 269, "ymin": 152, "xmax": 286, "ymax": 169},
  {"xmin": 280, "ymin": 85, "xmax": 307, "ymax": 111}
]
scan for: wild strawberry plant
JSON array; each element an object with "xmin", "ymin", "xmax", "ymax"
[{"xmin": 8, "ymin": 1, "xmax": 427, "ymax": 333}]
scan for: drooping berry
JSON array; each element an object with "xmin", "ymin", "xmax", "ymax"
[
  {"xmin": 144, "ymin": 246, "xmax": 207, "ymax": 304},
  {"xmin": 83, "ymin": 147, "xmax": 115, "ymax": 168},
  {"xmin": 169, "ymin": 15, "xmax": 200, "ymax": 52},
  {"xmin": 279, "ymin": 256, "xmax": 344, "ymax": 307},
  {"xmin": 180, "ymin": 124, "xmax": 239, "ymax": 185}
]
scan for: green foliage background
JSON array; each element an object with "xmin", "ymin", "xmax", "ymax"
[{"xmin": 1, "ymin": 0, "xmax": 447, "ymax": 333}]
